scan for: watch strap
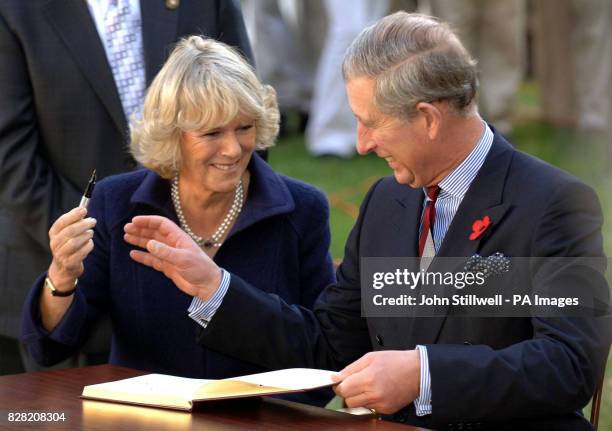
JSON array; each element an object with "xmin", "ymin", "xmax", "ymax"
[{"xmin": 45, "ymin": 276, "xmax": 78, "ymax": 297}]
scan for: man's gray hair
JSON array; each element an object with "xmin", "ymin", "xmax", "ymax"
[{"xmin": 342, "ymin": 12, "xmax": 478, "ymax": 118}]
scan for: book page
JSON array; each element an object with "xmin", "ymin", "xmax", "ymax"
[
  {"xmin": 230, "ymin": 368, "xmax": 336, "ymax": 390},
  {"xmin": 83, "ymin": 374, "xmax": 212, "ymax": 409},
  {"xmin": 88, "ymin": 374, "xmax": 211, "ymax": 398},
  {"xmin": 192, "ymin": 368, "xmax": 336, "ymax": 401},
  {"xmin": 193, "ymin": 379, "xmax": 288, "ymax": 400}
]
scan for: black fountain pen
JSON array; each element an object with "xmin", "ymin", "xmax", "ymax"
[{"xmin": 79, "ymin": 169, "xmax": 97, "ymax": 208}]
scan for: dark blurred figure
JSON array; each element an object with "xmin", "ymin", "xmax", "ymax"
[{"xmin": 0, "ymin": 0, "xmax": 252, "ymax": 374}]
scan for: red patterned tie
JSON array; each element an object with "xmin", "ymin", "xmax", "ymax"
[{"xmin": 418, "ymin": 185, "xmax": 440, "ymax": 257}]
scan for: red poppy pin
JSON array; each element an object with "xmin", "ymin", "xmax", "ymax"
[{"xmin": 469, "ymin": 216, "xmax": 491, "ymax": 241}]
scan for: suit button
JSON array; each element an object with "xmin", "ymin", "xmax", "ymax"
[
  {"xmin": 165, "ymin": 0, "xmax": 180, "ymax": 10},
  {"xmin": 376, "ymin": 334, "xmax": 383, "ymax": 346}
]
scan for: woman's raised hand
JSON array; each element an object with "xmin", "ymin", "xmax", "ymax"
[{"xmin": 48, "ymin": 207, "xmax": 96, "ymax": 288}]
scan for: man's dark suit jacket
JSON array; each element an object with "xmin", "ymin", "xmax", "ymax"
[
  {"xmin": 197, "ymin": 130, "xmax": 611, "ymax": 430},
  {"xmin": 0, "ymin": 0, "xmax": 252, "ymax": 339}
]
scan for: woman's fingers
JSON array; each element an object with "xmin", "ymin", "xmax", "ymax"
[
  {"xmin": 78, "ymin": 238, "xmax": 95, "ymax": 260},
  {"xmin": 63, "ymin": 238, "xmax": 95, "ymax": 271},
  {"xmin": 48, "ymin": 207, "xmax": 97, "ymax": 280},
  {"xmin": 49, "ymin": 207, "xmax": 86, "ymax": 236},
  {"xmin": 50, "ymin": 217, "xmax": 97, "ymax": 252},
  {"xmin": 58, "ymin": 229, "xmax": 94, "ymax": 256}
]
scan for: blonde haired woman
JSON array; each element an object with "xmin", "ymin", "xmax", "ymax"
[{"xmin": 22, "ymin": 37, "xmax": 334, "ymax": 404}]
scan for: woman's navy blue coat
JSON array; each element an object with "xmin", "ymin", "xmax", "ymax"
[{"xmin": 22, "ymin": 155, "xmax": 335, "ymax": 386}]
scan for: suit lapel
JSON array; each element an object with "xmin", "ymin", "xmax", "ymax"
[
  {"xmin": 141, "ymin": 0, "xmax": 180, "ymax": 85},
  {"xmin": 390, "ymin": 185, "xmax": 424, "ymax": 259},
  {"xmin": 42, "ymin": 0, "xmax": 126, "ymax": 135},
  {"xmin": 368, "ymin": 184, "xmax": 423, "ymax": 349},
  {"xmin": 404, "ymin": 133, "xmax": 515, "ymax": 346},
  {"xmin": 435, "ymin": 139, "xmax": 514, "ymax": 260}
]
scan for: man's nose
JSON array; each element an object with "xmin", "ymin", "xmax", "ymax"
[{"xmin": 356, "ymin": 125, "xmax": 376, "ymax": 155}]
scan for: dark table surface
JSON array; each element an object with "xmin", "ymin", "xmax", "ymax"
[{"xmin": 0, "ymin": 364, "xmax": 429, "ymax": 430}]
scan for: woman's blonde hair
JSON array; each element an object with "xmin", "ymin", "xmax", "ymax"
[{"xmin": 130, "ymin": 36, "xmax": 279, "ymax": 178}]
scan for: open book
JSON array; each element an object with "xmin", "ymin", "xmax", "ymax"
[{"xmin": 82, "ymin": 368, "xmax": 336, "ymax": 411}]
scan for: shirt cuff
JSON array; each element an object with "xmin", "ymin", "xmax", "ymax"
[
  {"xmin": 414, "ymin": 345, "xmax": 432, "ymax": 416},
  {"xmin": 187, "ymin": 269, "xmax": 230, "ymax": 328}
]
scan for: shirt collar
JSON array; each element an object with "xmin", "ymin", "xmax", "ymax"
[
  {"xmin": 427, "ymin": 121, "xmax": 494, "ymax": 200},
  {"xmin": 130, "ymin": 153, "xmax": 295, "ymax": 235}
]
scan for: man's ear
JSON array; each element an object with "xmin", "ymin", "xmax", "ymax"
[{"xmin": 415, "ymin": 101, "xmax": 442, "ymax": 140}]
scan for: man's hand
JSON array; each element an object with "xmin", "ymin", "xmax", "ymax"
[
  {"xmin": 332, "ymin": 350, "xmax": 421, "ymax": 414},
  {"xmin": 124, "ymin": 215, "xmax": 221, "ymax": 300}
]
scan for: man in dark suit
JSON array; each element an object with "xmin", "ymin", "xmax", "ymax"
[
  {"xmin": 0, "ymin": 0, "xmax": 252, "ymax": 373},
  {"xmin": 123, "ymin": 12, "xmax": 610, "ymax": 429}
]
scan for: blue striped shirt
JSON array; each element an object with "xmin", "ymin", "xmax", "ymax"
[
  {"xmin": 414, "ymin": 122, "xmax": 493, "ymax": 416},
  {"xmin": 422, "ymin": 122, "xmax": 494, "ymax": 253},
  {"xmin": 188, "ymin": 269, "xmax": 230, "ymax": 328}
]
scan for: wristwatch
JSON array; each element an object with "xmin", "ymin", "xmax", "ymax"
[{"xmin": 44, "ymin": 276, "xmax": 78, "ymax": 297}]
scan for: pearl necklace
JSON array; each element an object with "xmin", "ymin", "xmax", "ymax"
[{"xmin": 171, "ymin": 175, "xmax": 244, "ymax": 248}]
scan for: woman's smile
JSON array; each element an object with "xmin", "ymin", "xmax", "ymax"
[{"xmin": 211, "ymin": 160, "xmax": 241, "ymax": 172}]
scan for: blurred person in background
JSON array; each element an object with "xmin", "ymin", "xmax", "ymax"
[
  {"xmin": 0, "ymin": 0, "xmax": 252, "ymax": 374},
  {"xmin": 307, "ymin": 0, "xmax": 394, "ymax": 158},
  {"xmin": 533, "ymin": 0, "xmax": 612, "ymax": 174},
  {"xmin": 21, "ymin": 36, "xmax": 334, "ymax": 406},
  {"xmin": 241, "ymin": 0, "xmax": 325, "ymax": 136},
  {"xmin": 430, "ymin": 0, "xmax": 526, "ymax": 135},
  {"xmin": 243, "ymin": 0, "xmax": 419, "ymax": 156}
]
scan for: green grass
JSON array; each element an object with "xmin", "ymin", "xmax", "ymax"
[
  {"xmin": 270, "ymin": 137, "xmax": 390, "ymax": 258},
  {"xmin": 268, "ymin": 86, "xmax": 612, "ymax": 428}
]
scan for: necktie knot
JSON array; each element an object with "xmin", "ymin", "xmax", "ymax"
[{"xmin": 426, "ymin": 185, "xmax": 440, "ymax": 201}]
